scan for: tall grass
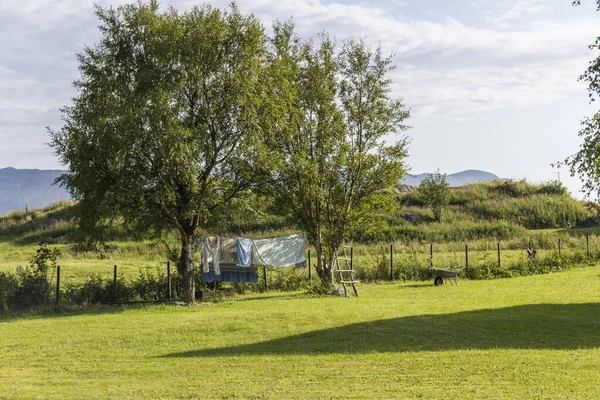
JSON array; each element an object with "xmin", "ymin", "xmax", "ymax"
[{"xmin": 0, "ymin": 201, "xmax": 76, "ymax": 239}]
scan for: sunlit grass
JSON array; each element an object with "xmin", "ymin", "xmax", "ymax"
[{"xmin": 1, "ymin": 267, "xmax": 599, "ymax": 398}]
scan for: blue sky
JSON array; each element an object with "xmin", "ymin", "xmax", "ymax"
[{"xmin": 0, "ymin": 0, "xmax": 599, "ymax": 197}]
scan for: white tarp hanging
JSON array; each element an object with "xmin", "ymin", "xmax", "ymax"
[{"xmin": 251, "ymin": 233, "xmax": 307, "ymax": 268}]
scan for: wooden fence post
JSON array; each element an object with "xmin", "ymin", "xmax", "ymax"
[
  {"xmin": 465, "ymin": 245, "xmax": 469, "ymax": 277},
  {"xmin": 587, "ymin": 234, "xmax": 590, "ymax": 258},
  {"xmin": 390, "ymin": 244, "xmax": 394, "ymax": 281},
  {"xmin": 56, "ymin": 265, "xmax": 60, "ymax": 308},
  {"xmin": 263, "ymin": 265, "xmax": 268, "ymax": 292},
  {"xmin": 430, "ymin": 243, "xmax": 433, "ymax": 268},
  {"xmin": 308, "ymin": 250, "xmax": 312, "ymax": 282},
  {"xmin": 113, "ymin": 264, "xmax": 118, "ymax": 302},
  {"xmin": 350, "ymin": 247, "xmax": 354, "ymax": 270},
  {"xmin": 167, "ymin": 261, "xmax": 172, "ymax": 300},
  {"xmin": 497, "ymin": 242, "xmax": 501, "ymax": 268}
]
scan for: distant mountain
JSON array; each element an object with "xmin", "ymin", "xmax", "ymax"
[
  {"xmin": 402, "ymin": 170, "xmax": 500, "ymax": 187},
  {"xmin": 0, "ymin": 167, "xmax": 70, "ymax": 214}
]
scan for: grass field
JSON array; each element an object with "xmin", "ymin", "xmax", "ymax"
[{"xmin": 1, "ymin": 266, "xmax": 599, "ymax": 399}]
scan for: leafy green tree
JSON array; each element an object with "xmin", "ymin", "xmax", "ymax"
[
  {"xmin": 49, "ymin": 1, "xmax": 268, "ymax": 302},
  {"xmin": 417, "ymin": 171, "xmax": 449, "ymax": 222},
  {"xmin": 558, "ymin": 1, "xmax": 600, "ymax": 197},
  {"xmin": 264, "ymin": 23, "xmax": 410, "ymax": 287}
]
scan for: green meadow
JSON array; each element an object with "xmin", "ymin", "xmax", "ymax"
[{"xmin": 1, "ymin": 266, "xmax": 599, "ymax": 399}]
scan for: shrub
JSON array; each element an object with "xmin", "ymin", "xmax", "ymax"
[
  {"xmin": 0, "ymin": 272, "xmax": 18, "ymax": 315},
  {"xmin": 63, "ymin": 275, "xmax": 114, "ymax": 306},
  {"xmin": 11, "ymin": 243, "xmax": 60, "ymax": 310}
]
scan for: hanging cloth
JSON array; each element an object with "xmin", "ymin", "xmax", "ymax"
[
  {"xmin": 235, "ymin": 238, "xmax": 253, "ymax": 267},
  {"xmin": 251, "ymin": 233, "xmax": 307, "ymax": 268},
  {"xmin": 202, "ymin": 239, "xmax": 210, "ymax": 273},
  {"xmin": 212, "ymin": 237, "xmax": 221, "ymax": 276}
]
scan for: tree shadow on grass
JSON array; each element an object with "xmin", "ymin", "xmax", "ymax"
[{"xmin": 164, "ymin": 303, "xmax": 600, "ymax": 357}]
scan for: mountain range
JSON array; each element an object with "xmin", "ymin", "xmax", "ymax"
[
  {"xmin": 0, "ymin": 168, "xmax": 70, "ymax": 214},
  {"xmin": 401, "ymin": 169, "xmax": 500, "ymax": 187},
  {"xmin": 0, "ymin": 167, "xmax": 501, "ymax": 215}
]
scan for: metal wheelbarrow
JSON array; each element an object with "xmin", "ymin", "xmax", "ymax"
[{"xmin": 430, "ymin": 268, "xmax": 462, "ymax": 286}]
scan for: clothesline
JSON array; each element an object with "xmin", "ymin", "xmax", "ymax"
[{"xmin": 197, "ymin": 233, "xmax": 307, "ymax": 283}]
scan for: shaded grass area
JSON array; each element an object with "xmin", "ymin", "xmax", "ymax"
[{"xmin": 1, "ymin": 267, "xmax": 599, "ymax": 398}]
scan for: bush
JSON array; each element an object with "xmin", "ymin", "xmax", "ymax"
[
  {"xmin": 63, "ymin": 275, "xmax": 115, "ymax": 306},
  {"xmin": 0, "ymin": 272, "xmax": 18, "ymax": 315},
  {"xmin": 11, "ymin": 243, "xmax": 61, "ymax": 310}
]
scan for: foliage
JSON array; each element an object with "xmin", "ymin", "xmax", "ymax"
[
  {"xmin": 11, "ymin": 242, "xmax": 60, "ymax": 310},
  {"xmin": 557, "ymin": 1, "xmax": 600, "ymax": 198},
  {"xmin": 0, "ymin": 272, "xmax": 18, "ymax": 315},
  {"xmin": 49, "ymin": 1, "xmax": 270, "ymax": 302},
  {"xmin": 416, "ymin": 171, "xmax": 449, "ymax": 222},
  {"xmin": 264, "ymin": 22, "xmax": 410, "ymax": 286}
]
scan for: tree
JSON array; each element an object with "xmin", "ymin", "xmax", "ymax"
[
  {"xmin": 264, "ymin": 23, "xmax": 410, "ymax": 287},
  {"xmin": 416, "ymin": 171, "xmax": 449, "ymax": 222},
  {"xmin": 49, "ymin": 1, "xmax": 269, "ymax": 303},
  {"xmin": 558, "ymin": 1, "xmax": 600, "ymax": 197}
]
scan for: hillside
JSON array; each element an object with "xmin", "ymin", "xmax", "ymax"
[
  {"xmin": 0, "ymin": 167, "xmax": 502, "ymax": 215},
  {"xmin": 373, "ymin": 179, "xmax": 595, "ymax": 243},
  {"xmin": 403, "ymin": 169, "xmax": 500, "ymax": 187},
  {"xmin": 0, "ymin": 167, "xmax": 70, "ymax": 214},
  {"xmin": 0, "ymin": 180, "xmax": 594, "ymax": 247}
]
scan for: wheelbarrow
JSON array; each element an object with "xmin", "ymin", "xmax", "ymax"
[{"xmin": 430, "ymin": 268, "xmax": 462, "ymax": 286}]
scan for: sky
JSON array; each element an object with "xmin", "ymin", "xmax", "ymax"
[{"xmin": 0, "ymin": 0, "xmax": 599, "ymax": 198}]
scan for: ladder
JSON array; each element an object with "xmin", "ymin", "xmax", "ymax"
[{"xmin": 335, "ymin": 246, "xmax": 359, "ymax": 297}]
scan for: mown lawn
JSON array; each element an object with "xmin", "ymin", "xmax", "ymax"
[{"xmin": 1, "ymin": 266, "xmax": 599, "ymax": 399}]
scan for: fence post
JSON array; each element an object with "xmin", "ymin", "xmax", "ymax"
[
  {"xmin": 308, "ymin": 250, "xmax": 312, "ymax": 282},
  {"xmin": 113, "ymin": 264, "xmax": 118, "ymax": 302},
  {"xmin": 430, "ymin": 243, "xmax": 433, "ymax": 268},
  {"xmin": 56, "ymin": 265, "xmax": 60, "ymax": 308},
  {"xmin": 390, "ymin": 243, "xmax": 394, "ymax": 281},
  {"xmin": 263, "ymin": 265, "xmax": 268, "ymax": 292},
  {"xmin": 465, "ymin": 245, "xmax": 469, "ymax": 278},
  {"xmin": 350, "ymin": 247, "xmax": 354, "ymax": 270},
  {"xmin": 587, "ymin": 234, "xmax": 590, "ymax": 258},
  {"xmin": 497, "ymin": 242, "xmax": 501, "ymax": 268},
  {"xmin": 558, "ymin": 239, "xmax": 562, "ymax": 257},
  {"xmin": 167, "ymin": 261, "xmax": 172, "ymax": 300}
]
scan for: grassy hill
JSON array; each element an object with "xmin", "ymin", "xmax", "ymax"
[
  {"xmin": 373, "ymin": 179, "xmax": 595, "ymax": 243},
  {"xmin": 0, "ymin": 180, "xmax": 595, "ymax": 248}
]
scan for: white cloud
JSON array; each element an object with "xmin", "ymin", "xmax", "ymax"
[
  {"xmin": 473, "ymin": 0, "xmax": 549, "ymax": 28},
  {"xmin": 393, "ymin": 58, "xmax": 588, "ymax": 116},
  {"xmin": 0, "ymin": 0, "xmax": 597, "ymax": 127}
]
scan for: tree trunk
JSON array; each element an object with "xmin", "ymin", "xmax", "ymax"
[
  {"xmin": 178, "ymin": 235, "xmax": 196, "ymax": 303},
  {"xmin": 434, "ymin": 208, "xmax": 442, "ymax": 223},
  {"xmin": 314, "ymin": 243, "xmax": 338, "ymax": 288},
  {"xmin": 314, "ymin": 228, "xmax": 333, "ymax": 287}
]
